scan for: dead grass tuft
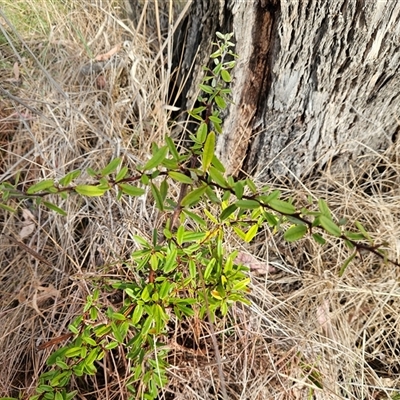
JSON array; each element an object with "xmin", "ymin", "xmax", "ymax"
[{"xmin": 1, "ymin": 1, "xmax": 400, "ymax": 399}]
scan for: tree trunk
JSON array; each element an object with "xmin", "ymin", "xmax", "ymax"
[{"xmin": 172, "ymin": 0, "xmax": 400, "ymax": 181}]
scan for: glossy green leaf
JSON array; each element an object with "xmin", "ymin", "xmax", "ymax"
[
  {"xmin": 27, "ymin": 179, "xmax": 55, "ymax": 194},
  {"xmin": 269, "ymin": 199, "xmax": 296, "ymax": 214},
  {"xmin": 202, "ymin": 131, "xmax": 215, "ymax": 172},
  {"xmin": 101, "ymin": 157, "xmax": 121, "ymax": 176},
  {"xmin": 215, "ymin": 95, "xmax": 226, "ymax": 109},
  {"xmin": 233, "ymin": 227, "xmax": 246, "ymax": 240},
  {"xmin": 235, "ymin": 199, "xmax": 260, "ymax": 209},
  {"xmin": 339, "ymin": 251, "xmax": 357, "ymax": 277},
  {"xmin": 203, "ymin": 258, "xmax": 216, "ymax": 280},
  {"xmin": 131, "ymin": 304, "xmax": 144, "ymax": 324},
  {"xmin": 355, "ymin": 220, "xmax": 372, "ymax": 241},
  {"xmin": 221, "ymin": 69, "xmax": 232, "ymax": 82},
  {"xmin": 181, "ymin": 185, "xmax": 208, "ymax": 207},
  {"xmin": 111, "ymin": 322, "xmax": 124, "ymax": 343},
  {"xmin": 220, "ymin": 204, "xmax": 237, "ymax": 220},
  {"xmin": 119, "ymin": 184, "xmax": 145, "ymax": 197},
  {"xmin": 199, "ymin": 84, "xmax": 214, "ymax": 94},
  {"xmin": 0, "ymin": 203, "xmax": 16, "ymax": 213},
  {"xmin": 115, "ymin": 166, "xmax": 129, "ymax": 182},
  {"xmin": 59, "ymin": 170, "xmax": 81, "ymax": 186},
  {"xmin": 319, "ymin": 215, "xmax": 341, "ymax": 237},
  {"xmin": 211, "ymin": 154, "xmax": 225, "ymax": 172},
  {"xmin": 232, "ymin": 278, "xmax": 251, "ymax": 291},
  {"xmin": 143, "ymin": 146, "xmax": 168, "ymax": 171},
  {"xmin": 284, "ymin": 224, "xmax": 307, "ymax": 242},
  {"xmin": 245, "ymin": 224, "xmax": 258, "ymax": 242},
  {"xmin": 209, "ymin": 115, "xmax": 222, "ymax": 124},
  {"xmin": 197, "ymin": 122, "xmax": 208, "ymax": 143},
  {"xmin": 318, "ymin": 198, "xmax": 331, "ymax": 218},
  {"xmin": 234, "ymin": 181, "xmax": 244, "ymax": 199},
  {"xmin": 151, "ymin": 183, "xmax": 164, "ymax": 211},
  {"xmin": 65, "ymin": 347, "xmax": 82, "ymax": 358},
  {"xmin": 209, "ymin": 166, "xmax": 227, "ymax": 187},
  {"xmin": 168, "ymin": 171, "xmax": 192, "ymax": 184},
  {"xmin": 43, "ymin": 201, "xmax": 67, "ymax": 216},
  {"xmin": 344, "ymin": 231, "xmax": 365, "ymax": 241},
  {"xmin": 164, "ymin": 246, "xmax": 177, "ymax": 273},
  {"xmin": 165, "ymin": 136, "xmax": 180, "ymax": 160},
  {"xmin": 75, "ymin": 185, "xmax": 107, "ymax": 197},
  {"xmin": 182, "ymin": 209, "xmax": 206, "ymax": 226}
]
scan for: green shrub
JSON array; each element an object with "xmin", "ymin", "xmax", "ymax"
[{"xmin": 0, "ymin": 32, "xmax": 396, "ymax": 400}]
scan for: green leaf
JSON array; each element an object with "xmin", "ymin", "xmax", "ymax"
[
  {"xmin": 355, "ymin": 220, "xmax": 372, "ymax": 241},
  {"xmin": 131, "ymin": 304, "xmax": 144, "ymax": 324},
  {"xmin": 246, "ymin": 178, "xmax": 257, "ymax": 194},
  {"xmin": 197, "ymin": 122, "xmax": 208, "ymax": 143},
  {"xmin": 211, "ymin": 154, "xmax": 226, "ymax": 172},
  {"xmin": 181, "ymin": 185, "xmax": 208, "ymax": 207},
  {"xmin": 215, "ymin": 95, "xmax": 226, "ymax": 109},
  {"xmin": 59, "ymin": 170, "xmax": 81, "ymax": 186},
  {"xmin": 165, "ymin": 136, "xmax": 180, "ymax": 160},
  {"xmin": 65, "ymin": 347, "xmax": 82, "ymax": 358},
  {"xmin": 164, "ymin": 245, "xmax": 177, "ymax": 273},
  {"xmin": 344, "ymin": 231, "xmax": 366, "ymax": 241},
  {"xmin": 318, "ymin": 198, "xmax": 331, "ymax": 218},
  {"xmin": 43, "ymin": 201, "xmax": 67, "ymax": 216},
  {"xmin": 111, "ymin": 322, "xmax": 124, "ymax": 343},
  {"xmin": 0, "ymin": 203, "xmax": 16, "ymax": 213},
  {"xmin": 119, "ymin": 184, "xmax": 145, "ymax": 197},
  {"xmin": 339, "ymin": 251, "xmax": 357, "ymax": 277},
  {"xmin": 269, "ymin": 199, "xmax": 296, "ymax": 214},
  {"xmin": 75, "ymin": 185, "xmax": 107, "ymax": 197},
  {"xmin": 234, "ymin": 181, "xmax": 244, "ymax": 199},
  {"xmin": 199, "ymin": 84, "xmax": 214, "ymax": 94},
  {"xmin": 101, "ymin": 157, "xmax": 121, "ymax": 176},
  {"xmin": 264, "ymin": 211, "xmax": 279, "ymax": 227},
  {"xmin": 202, "ymin": 131, "xmax": 215, "ymax": 172},
  {"xmin": 209, "ymin": 115, "xmax": 222, "ymax": 124},
  {"xmin": 86, "ymin": 167, "xmax": 98, "ymax": 177},
  {"xmin": 151, "ymin": 183, "xmax": 164, "ymax": 211},
  {"xmin": 204, "ymin": 258, "xmax": 216, "ymax": 280},
  {"xmin": 319, "ymin": 215, "xmax": 341, "ymax": 237},
  {"xmin": 220, "ymin": 204, "xmax": 237, "ymax": 220},
  {"xmin": 182, "ymin": 209, "xmax": 206, "ymax": 227},
  {"xmin": 245, "ymin": 224, "xmax": 259, "ymax": 242},
  {"xmin": 176, "ymin": 225, "xmax": 185, "ymax": 246},
  {"xmin": 205, "ymin": 186, "xmax": 220, "ymax": 204},
  {"xmin": 190, "ymin": 106, "xmax": 207, "ymax": 116},
  {"xmin": 232, "ymin": 277, "xmax": 251, "ymax": 291},
  {"xmin": 159, "ymin": 179, "xmax": 168, "ymax": 202},
  {"xmin": 143, "ymin": 146, "xmax": 168, "ymax": 171},
  {"xmin": 27, "ymin": 179, "xmax": 55, "ymax": 194},
  {"xmin": 65, "ymin": 391, "xmax": 78, "ymax": 400},
  {"xmin": 209, "ymin": 166, "xmax": 227, "ymax": 187},
  {"xmin": 221, "ymin": 69, "xmax": 232, "ymax": 82},
  {"xmin": 284, "ymin": 225, "xmax": 307, "ymax": 242},
  {"xmin": 168, "ymin": 171, "xmax": 192, "ymax": 184},
  {"xmin": 115, "ymin": 166, "xmax": 129, "ymax": 182},
  {"xmin": 235, "ymin": 199, "xmax": 260, "ymax": 209}
]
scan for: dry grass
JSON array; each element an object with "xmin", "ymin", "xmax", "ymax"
[{"xmin": 1, "ymin": 1, "xmax": 400, "ymax": 399}]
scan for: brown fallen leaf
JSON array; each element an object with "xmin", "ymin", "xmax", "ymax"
[
  {"xmin": 19, "ymin": 208, "xmax": 36, "ymax": 239},
  {"xmin": 316, "ymin": 299, "xmax": 335, "ymax": 338},
  {"xmin": 95, "ymin": 43, "xmax": 122, "ymax": 61},
  {"xmin": 235, "ymin": 251, "xmax": 277, "ymax": 274}
]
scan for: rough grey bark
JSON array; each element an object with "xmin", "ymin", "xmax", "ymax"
[
  {"xmin": 219, "ymin": 0, "xmax": 400, "ymax": 181},
  {"xmin": 129, "ymin": 1, "xmax": 400, "ymax": 182}
]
